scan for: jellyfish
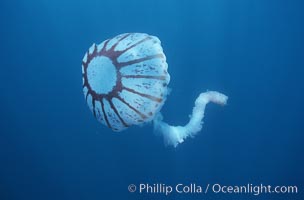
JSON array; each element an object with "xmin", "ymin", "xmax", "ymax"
[{"xmin": 82, "ymin": 33, "xmax": 228, "ymax": 147}]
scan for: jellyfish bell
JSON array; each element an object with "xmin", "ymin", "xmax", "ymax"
[
  {"xmin": 82, "ymin": 33, "xmax": 170, "ymax": 131},
  {"xmin": 82, "ymin": 33, "xmax": 228, "ymax": 147}
]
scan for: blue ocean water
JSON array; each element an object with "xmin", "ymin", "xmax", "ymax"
[{"xmin": 1, "ymin": 0, "xmax": 303, "ymax": 199}]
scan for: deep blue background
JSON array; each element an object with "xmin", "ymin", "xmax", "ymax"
[{"xmin": 0, "ymin": 0, "xmax": 303, "ymax": 199}]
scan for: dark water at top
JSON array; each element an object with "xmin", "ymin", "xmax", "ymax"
[{"xmin": 0, "ymin": 0, "xmax": 303, "ymax": 199}]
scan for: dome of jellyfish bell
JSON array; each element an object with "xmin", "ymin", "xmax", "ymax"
[{"xmin": 82, "ymin": 33, "xmax": 170, "ymax": 131}]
